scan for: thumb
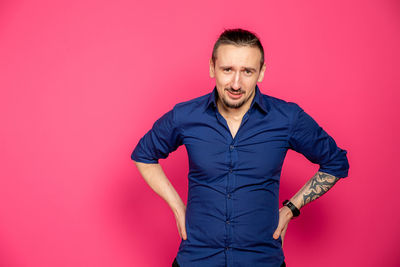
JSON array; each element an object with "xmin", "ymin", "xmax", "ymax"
[
  {"xmin": 179, "ymin": 214, "xmax": 187, "ymax": 240},
  {"xmin": 273, "ymin": 225, "xmax": 282, "ymax": 239},
  {"xmin": 181, "ymin": 220, "xmax": 187, "ymax": 240}
]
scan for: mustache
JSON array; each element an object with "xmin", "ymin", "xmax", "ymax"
[{"xmin": 225, "ymin": 87, "xmax": 244, "ymax": 93}]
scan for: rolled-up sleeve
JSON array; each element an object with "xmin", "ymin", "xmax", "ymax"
[
  {"xmin": 288, "ymin": 104, "xmax": 349, "ymax": 178},
  {"xmin": 131, "ymin": 106, "xmax": 183, "ymax": 163}
]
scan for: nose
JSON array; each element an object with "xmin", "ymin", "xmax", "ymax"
[{"xmin": 231, "ymin": 71, "xmax": 241, "ymax": 90}]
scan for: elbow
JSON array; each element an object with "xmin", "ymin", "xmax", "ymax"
[{"xmin": 320, "ymin": 149, "xmax": 350, "ymax": 179}]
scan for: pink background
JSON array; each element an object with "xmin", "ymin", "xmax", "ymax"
[{"xmin": 1, "ymin": 0, "xmax": 399, "ymax": 266}]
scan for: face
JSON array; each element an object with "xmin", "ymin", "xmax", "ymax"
[{"xmin": 209, "ymin": 44, "xmax": 266, "ymax": 110}]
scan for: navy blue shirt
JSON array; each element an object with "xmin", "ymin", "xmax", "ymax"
[{"xmin": 131, "ymin": 85, "xmax": 349, "ymax": 267}]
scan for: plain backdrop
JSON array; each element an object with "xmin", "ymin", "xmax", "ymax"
[{"xmin": 1, "ymin": 0, "xmax": 399, "ymax": 266}]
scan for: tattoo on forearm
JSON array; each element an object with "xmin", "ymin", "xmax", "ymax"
[{"xmin": 301, "ymin": 172, "xmax": 339, "ymax": 206}]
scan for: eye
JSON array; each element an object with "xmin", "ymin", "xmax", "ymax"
[
  {"xmin": 244, "ymin": 69, "xmax": 252, "ymax": 75},
  {"xmin": 223, "ymin": 68, "xmax": 231, "ymax": 73}
]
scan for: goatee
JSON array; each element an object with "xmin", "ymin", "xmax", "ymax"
[{"xmin": 221, "ymin": 87, "xmax": 247, "ymax": 109}]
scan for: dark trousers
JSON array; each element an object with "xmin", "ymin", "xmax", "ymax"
[{"xmin": 172, "ymin": 257, "xmax": 286, "ymax": 266}]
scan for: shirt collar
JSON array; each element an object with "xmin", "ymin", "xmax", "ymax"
[{"xmin": 205, "ymin": 85, "xmax": 269, "ymax": 114}]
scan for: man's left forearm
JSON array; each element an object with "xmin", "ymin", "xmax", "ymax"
[
  {"xmin": 289, "ymin": 171, "xmax": 340, "ymax": 210},
  {"xmin": 273, "ymin": 171, "xmax": 340, "ymax": 242}
]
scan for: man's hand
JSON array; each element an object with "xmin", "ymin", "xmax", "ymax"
[
  {"xmin": 133, "ymin": 161, "xmax": 188, "ymax": 240},
  {"xmin": 271, "ymin": 171, "xmax": 340, "ymax": 248},
  {"xmin": 273, "ymin": 206, "xmax": 293, "ymax": 247},
  {"xmin": 174, "ymin": 203, "xmax": 187, "ymax": 240}
]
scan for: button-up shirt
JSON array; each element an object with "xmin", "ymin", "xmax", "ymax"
[{"xmin": 131, "ymin": 85, "xmax": 349, "ymax": 267}]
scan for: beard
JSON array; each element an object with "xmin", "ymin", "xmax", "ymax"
[
  {"xmin": 221, "ymin": 95, "xmax": 246, "ymax": 109},
  {"xmin": 220, "ymin": 87, "xmax": 252, "ymax": 109}
]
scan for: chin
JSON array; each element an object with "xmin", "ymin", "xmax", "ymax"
[{"xmin": 223, "ymin": 98, "xmax": 246, "ymax": 109}]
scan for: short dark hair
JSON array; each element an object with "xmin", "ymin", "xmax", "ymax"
[{"xmin": 211, "ymin": 28, "xmax": 264, "ymax": 69}]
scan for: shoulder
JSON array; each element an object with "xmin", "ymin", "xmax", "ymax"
[
  {"xmin": 261, "ymin": 92, "xmax": 302, "ymax": 116},
  {"xmin": 170, "ymin": 92, "xmax": 211, "ymax": 118},
  {"xmin": 173, "ymin": 92, "xmax": 211, "ymax": 110},
  {"xmin": 163, "ymin": 92, "xmax": 212, "ymax": 126}
]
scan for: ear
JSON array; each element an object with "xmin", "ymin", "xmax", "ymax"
[
  {"xmin": 257, "ymin": 63, "xmax": 267, "ymax": 82},
  {"xmin": 209, "ymin": 58, "xmax": 215, "ymax": 78}
]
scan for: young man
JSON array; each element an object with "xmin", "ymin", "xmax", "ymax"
[{"xmin": 131, "ymin": 29, "xmax": 349, "ymax": 267}]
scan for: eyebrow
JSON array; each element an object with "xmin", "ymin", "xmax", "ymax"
[{"xmin": 219, "ymin": 66, "xmax": 258, "ymax": 72}]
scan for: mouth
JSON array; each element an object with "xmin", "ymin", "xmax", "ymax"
[{"xmin": 225, "ymin": 89, "xmax": 244, "ymax": 100}]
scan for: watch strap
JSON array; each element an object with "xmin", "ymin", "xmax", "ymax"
[{"xmin": 282, "ymin": 200, "xmax": 300, "ymax": 217}]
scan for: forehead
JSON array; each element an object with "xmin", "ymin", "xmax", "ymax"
[{"xmin": 215, "ymin": 44, "xmax": 261, "ymax": 68}]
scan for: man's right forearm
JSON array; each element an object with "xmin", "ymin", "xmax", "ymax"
[{"xmin": 134, "ymin": 160, "xmax": 185, "ymax": 215}]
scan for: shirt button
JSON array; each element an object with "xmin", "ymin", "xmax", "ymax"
[
  {"xmin": 229, "ymin": 168, "xmax": 233, "ymax": 173},
  {"xmin": 227, "ymin": 193, "xmax": 231, "ymax": 199},
  {"xmin": 225, "ymin": 247, "xmax": 229, "ymax": 250},
  {"xmin": 226, "ymin": 220, "xmax": 230, "ymax": 224},
  {"xmin": 229, "ymin": 145, "xmax": 234, "ymax": 151}
]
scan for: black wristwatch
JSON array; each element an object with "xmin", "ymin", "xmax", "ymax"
[{"xmin": 282, "ymin": 200, "xmax": 300, "ymax": 217}]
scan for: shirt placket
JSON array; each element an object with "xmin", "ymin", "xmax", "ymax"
[{"xmin": 215, "ymin": 109, "xmax": 250, "ymax": 267}]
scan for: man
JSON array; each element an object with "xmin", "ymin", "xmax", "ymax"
[{"xmin": 131, "ymin": 29, "xmax": 349, "ymax": 267}]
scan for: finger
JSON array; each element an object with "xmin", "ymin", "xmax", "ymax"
[
  {"xmin": 182, "ymin": 226, "xmax": 187, "ymax": 240},
  {"xmin": 281, "ymin": 224, "xmax": 288, "ymax": 247},
  {"xmin": 273, "ymin": 213, "xmax": 284, "ymax": 239},
  {"xmin": 180, "ymin": 217, "xmax": 187, "ymax": 240},
  {"xmin": 273, "ymin": 225, "xmax": 282, "ymax": 239},
  {"xmin": 274, "ymin": 208, "xmax": 290, "ymax": 239}
]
